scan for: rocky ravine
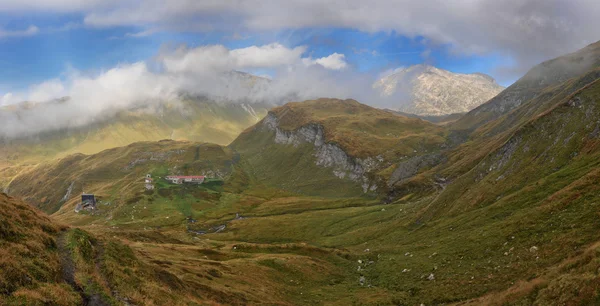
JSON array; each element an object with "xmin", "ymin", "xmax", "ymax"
[
  {"xmin": 262, "ymin": 113, "xmax": 380, "ymax": 193},
  {"xmin": 373, "ymin": 64, "xmax": 504, "ymax": 116}
]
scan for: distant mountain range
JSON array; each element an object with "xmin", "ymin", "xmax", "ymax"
[
  {"xmin": 373, "ymin": 64, "xmax": 505, "ymax": 116},
  {"xmin": 5, "ymin": 41, "xmax": 600, "ymax": 305}
]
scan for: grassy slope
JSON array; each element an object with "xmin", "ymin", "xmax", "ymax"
[
  {"xmin": 0, "ymin": 98, "xmax": 267, "ymax": 191},
  {"xmin": 8, "ymin": 140, "xmax": 237, "ymax": 215},
  {"xmin": 0, "ymin": 193, "xmax": 79, "ymax": 305},
  {"xmin": 217, "ymin": 77, "xmax": 600, "ymax": 304},
  {"xmin": 2, "ymin": 192, "xmax": 328, "ymax": 305},
  {"xmin": 269, "ymin": 98, "xmax": 446, "ymax": 158},
  {"xmin": 391, "ymin": 49, "xmax": 600, "ymax": 202},
  {"xmin": 231, "ymin": 98, "xmax": 447, "ymax": 197},
  {"xmin": 375, "ymin": 78, "xmax": 600, "ymax": 304},
  {"xmin": 452, "ymin": 40, "xmax": 600, "ymax": 133},
  {"xmin": 8, "ymin": 69, "xmax": 600, "ymax": 304}
]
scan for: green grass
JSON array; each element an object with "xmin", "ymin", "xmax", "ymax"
[
  {"xmin": 0, "ymin": 98, "xmax": 268, "ymax": 197},
  {"xmin": 254, "ymin": 98, "xmax": 447, "ymax": 159},
  {"xmin": 8, "ymin": 78, "xmax": 600, "ymax": 305},
  {"xmin": 8, "ymin": 141, "xmax": 237, "ymax": 215},
  {"xmin": 0, "ymin": 193, "xmax": 79, "ymax": 305}
]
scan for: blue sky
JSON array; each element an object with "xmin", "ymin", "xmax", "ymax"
[
  {"xmin": 0, "ymin": 0, "xmax": 598, "ymax": 106},
  {"xmin": 0, "ymin": 0, "xmax": 598, "ymax": 138},
  {"xmin": 0, "ymin": 14, "xmax": 514, "ymax": 93}
]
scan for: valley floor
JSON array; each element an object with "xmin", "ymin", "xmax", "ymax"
[{"xmin": 50, "ymin": 179, "xmax": 600, "ymax": 305}]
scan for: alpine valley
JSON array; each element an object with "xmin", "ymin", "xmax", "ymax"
[{"xmin": 4, "ymin": 40, "xmax": 600, "ymax": 306}]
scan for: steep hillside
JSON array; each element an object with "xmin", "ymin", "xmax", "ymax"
[
  {"xmin": 373, "ymin": 65, "xmax": 504, "ymax": 116},
  {"xmin": 354, "ymin": 76, "xmax": 600, "ymax": 305},
  {"xmin": 453, "ymin": 40, "xmax": 600, "ymax": 132},
  {"xmin": 423, "ymin": 78, "xmax": 600, "ymax": 219},
  {"xmin": 0, "ymin": 97, "xmax": 268, "ymax": 191},
  {"xmin": 231, "ymin": 98, "xmax": 447, "ymax": 196},
  {"xmin": 8, "ymin": 140, "xmax": 237, "ymax": 215},
  {"xmin": 364, "ymin": 42, "xmax": 600, "ymax": 303},
  {"xmin": 0, "ymin": 193, "xmax": 78, "ymax": 304},
  {"xmin": 387, "ymin": 41, "xmax": 600, "ymax": 204},
  {"xmin": 8, "ymin": 79, "xmax": 600, "ymax": 304},
  {"xmin": 0, "ymin": 193, "xmax": 205, "ymax": 305},
  {"xmin": 2, "ymin": 192, "xmax": 356, "ymax": 305}
]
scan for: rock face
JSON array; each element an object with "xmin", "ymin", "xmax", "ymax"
[
  {"xmin": 262, "ymin": 113, "xmax": 379, "ymax": 192},
  {"xmin": 373, "ymin": 64, "xmax": 504, "ymax": 116},
  {"xmin": 387, "ymin": 154, "xmax": 444, "ymax": 187}
]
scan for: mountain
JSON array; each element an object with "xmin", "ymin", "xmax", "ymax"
[
  {"xmin": 7, "ymin": 42, "xmax": 600, "ymax": 305},
  {"xmin": 6, "ymin": 83, "xmax": 600, "ymax": 305},
  {"xmin": 7, "ymin": 140, "xmax": 238, "ymax": 214},
  {"xmin": 0, "ymin": 97, "xmax": 269, "ymax": 191},
  {"xmin": 453, "ymin": 41, "xmax": 600, "ymax": 133},
  {"xmin": 9, "ymin": 98, "xmax": 447, "ymax": 215},
  {"xmin": 387, "ymin": 42, "xmax": 600, "ymax": 204},
  {"xmin": 230, "ymin": 98, "xmax": 447, "ymax": 196},
  {"xmin": 373, "ymin": 64, "xmax": 505, "ymax": 116}
]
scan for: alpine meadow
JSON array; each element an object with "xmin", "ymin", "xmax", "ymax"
[{"xmin": 2, "ymin": 1, "xmax": 600, "ymax": 305}]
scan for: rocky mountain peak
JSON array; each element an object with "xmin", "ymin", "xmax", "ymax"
[{"xmin": 373, "ymin": 65, "xmax": 505, "ymax": 116}]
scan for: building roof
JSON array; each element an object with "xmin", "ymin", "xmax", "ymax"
[{"xmin": 166, "ymin": 176, "xmax": 205, "ymax": 179}]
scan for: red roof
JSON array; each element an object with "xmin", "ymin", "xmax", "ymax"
[{"xmin": 166, "ymin": 176, "xmax": 205, "ymax": 179}]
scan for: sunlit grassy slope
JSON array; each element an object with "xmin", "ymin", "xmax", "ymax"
[
  {"xmin": 0, "ymin": 193, "xmax": 79, "ymax": 305},
  {"xmin": 8, "ymin": 40, "xmax": 600, "ymax": 304},
  {"xmin": 268, "ymin": 98, "xmax": 446, "ymax": 158},
  {"xmin": 0, "ymin": 98, "xmax": 268, "ymax": 190},
  {"xmin": 231, "ymin": 98, "xmax": 447, "ymax": 196},
  {"xmin": 390, "ymin": 42, "xmax": 600, "ymax": 202},
  {"xmin": 8, "ymin": 140, "xmax": 237, "ymax": 214},
  {"xmin": 2, "ymin": 192, "xmax": 346, "ymax": 305}
]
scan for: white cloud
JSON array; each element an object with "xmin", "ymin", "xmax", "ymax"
[
  {"xmin": 0, "ymin": 43, "xmax": 361, "ymax": 138},
  {"xmin": 0, "ymin": 93, "xmax": 16, "ymax": 106},
  {"xmin": 0, "ymin": 25, "xmax": 39, "ymax": 38},
  {"xmin": 231, "ymin": 44, "xmax": 307, "ymax": 68},
  {"xmin": 161, "ymin": 43, "xmax": 342, "ymax": 75},
  {"xmin": 125, "ymin": 29, "xmax": 158, "ymax": 38},
  {"xmin": 3, "ymin": 0, "xmax": 597, "ymax": 79},
  {"xmin": 28, "ymin": 80, "xmax": 66, "ymax": 102},
  {"xmin": 0, "ymin": 0, "xmax": 119, "ymax": 12},
  {"xmin": 0, "ymin": 62, "xmax": 179, "ymax": 138},
  {"xmin": 161, "ymin": 45, "xmax": 236, "ymax": 74},
  {"xmin": 305, "ymin": 53, "xmax": 348, "ymax": 70}
]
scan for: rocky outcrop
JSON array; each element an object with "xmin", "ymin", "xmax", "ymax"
[
  {"xmin": 373, "ymin": 64, "xmax": 504, "ymax": 116},
  {"xmin": 60, "ymin": 181, "xmax": 75, "ymax": 202},
  {"xmin": 387, "ymin": 154, "xmax": 444, "ymax": 187},
  {"xmin": 123, "ymin": 150, "xmax": 186, "ymax": 170},
  {"xmin": 262, "ymin": 113, "xmax": 379, "ymax": 192}
]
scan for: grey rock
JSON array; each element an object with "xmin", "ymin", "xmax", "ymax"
[
  {"xmin": 373, "ymin": 64, "xmax": 504, "ymax": 116},
  {"xmin": 263, "ymin": 113, "xmax": 378, "ymax": 192},
  {"xmin": 388, "ymin": 153, "xmax": 443, "ymax": 186}
]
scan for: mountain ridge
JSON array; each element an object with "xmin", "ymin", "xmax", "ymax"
[
  {"xmin": 6, "ymin": 41, "xmax": 600, "ymax": 305},
  {"xmin": 373, "ymin": 64, "xmax": 505, "ymax": 116}
]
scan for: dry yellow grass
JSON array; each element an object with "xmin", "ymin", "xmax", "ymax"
[{"xmin": 271, "ymin": 98, "xmax": 446, "ymax": 158}]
